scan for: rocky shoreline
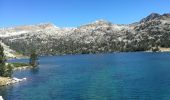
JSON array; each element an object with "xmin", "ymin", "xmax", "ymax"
[
  {"xmin": 13, "ymin": 66, "xmax": 32, "ymax": 71},
  {"xmin": 0, "ymin": 65, "xmax": 32, "ymax": 86},
  {"xmin": 0, "ymin": 66, "xmax": 29, "ymax": 86},
  {"xmin": 0, "ymin": 77, "xmax": 26, "ymax": 86}
]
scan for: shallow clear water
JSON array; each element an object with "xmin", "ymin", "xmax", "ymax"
[{"xmin": 1, "ymin": 52, "xmax": 170, "ymax": 100}]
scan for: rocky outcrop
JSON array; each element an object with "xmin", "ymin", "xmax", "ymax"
[
  {"xmin": 0, "ymin": 77, "xmax": 26, "ymax": 86},
  {"xmin": 0, "ymin": 41, "xmax": 18, "ymax": 58}
]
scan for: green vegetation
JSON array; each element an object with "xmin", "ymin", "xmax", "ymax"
[
  {"xmin": 10, "ymin": 62, "xmax": 30, "ymax": 68},
  {"xmin": 3, "ymin": 64, "xmax": 13, "ymax": 77},
  {"xmin": 0, "ymin": 44, "xmax": 13, "ymax": 77},
  {"xmin": 29, "ymin": 51, "xmax": 38, "ymax": 67}
]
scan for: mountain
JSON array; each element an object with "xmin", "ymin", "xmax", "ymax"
[
  {"xmin": 0, "ymin": 13, "xmax": 170, "ymax": 56},
  {"xmin": 140, "ymin": 13, "xmax": 161, "ymax": 23}
]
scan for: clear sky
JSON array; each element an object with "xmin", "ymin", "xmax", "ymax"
[{"xmin": 0, "ymin": 0, "xmax": 170, "ymax": 28}]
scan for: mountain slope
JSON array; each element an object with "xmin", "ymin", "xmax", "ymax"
[
  {"xmin": 0, "ymin": 13, "xmax": 170, "ymax": 55},
  {"xmin": 0, "ymin": 41, "xmax": 23, "ymax": 58}
]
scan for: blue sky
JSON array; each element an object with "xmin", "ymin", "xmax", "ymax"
[{"xmin": 0, "ymin": 0, "xmax": 170, "ymax": 27}]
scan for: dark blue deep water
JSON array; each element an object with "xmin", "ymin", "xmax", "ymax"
[{"xmin": 1, "ymin": 52, "xmax": 170, "ymax": 100}]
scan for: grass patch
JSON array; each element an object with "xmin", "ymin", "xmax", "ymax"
[{"xmin": 10, "ymin": 62, "xmax": 30, "ymax": 68}]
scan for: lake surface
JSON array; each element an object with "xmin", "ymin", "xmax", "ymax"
[{"xmin": 1, "ymin": 52, "xmax": 170, "ymax": 100}]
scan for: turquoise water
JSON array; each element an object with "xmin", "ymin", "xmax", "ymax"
[{"xmin": 1, "ymin": 52, "xmax": 170, "ymax": 100}]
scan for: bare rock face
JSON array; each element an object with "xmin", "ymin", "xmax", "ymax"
[
  {"xmin": 0, "ymin": 41, "xmax": 17, "ymax": 58},
  {"xmin": 0, "ymin": 13, "xmax": 170, "ymax": 55}
]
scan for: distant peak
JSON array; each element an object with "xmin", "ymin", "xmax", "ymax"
[
  {"xmin": 95, "ymin": 19, "xmax": 109, "ymax": 22},
  {"xmin": 91, "ymin": 19, "xmax": 112, "ymax": 25},
  {"xmin": 37, "ymin": 23, "xmax": 59, "ymax": 29},
  {"xmin": 95, "ymin": 19, "xmax": 108, "ymax": 22},
  {"xmin": 149, "ymin": 13, "xmax": 160, "ymax": 16},
  {"xmin": 162, "ymin": 13, "xmax": 170, "ymax": 17},
  {"xmin": 140, "ymin": 13, "xmax": 161, "ymax": 23},
  {"xmin": 38, "ymin": 23, "xmax": 55, "ymax": 27}
]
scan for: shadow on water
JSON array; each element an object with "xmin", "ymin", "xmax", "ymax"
[
  {"xmin": 0, "ymin": 86, "xmax": 7, "ymax": 99},
  {"xmin": 30, "ymin": 67, "xmax": 39, "ymax": 74}
]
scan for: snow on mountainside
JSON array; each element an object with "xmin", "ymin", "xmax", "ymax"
[{"xmin": 0, "ymin": 13, "xmax": 170, "ymax": 56}]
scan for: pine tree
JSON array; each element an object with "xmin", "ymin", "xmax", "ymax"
[
  {"xmin": 0, "ymin": 44, "xmax": 13, "ymax": 77},
  {"xmin": 29, "ymin": 51, "xmax": 38, "ymax": 67},
  {"xmin": 3, "ymin": 64, "xmax": 13, "ymax": 77},
  {"xmin": 0, "ymin": 44, "xmax": 6, "ymax": 76}
]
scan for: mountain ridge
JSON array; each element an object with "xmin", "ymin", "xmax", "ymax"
[{"xmin": 0, "ymin": 12, "xmax": 170, "ymax": 56}]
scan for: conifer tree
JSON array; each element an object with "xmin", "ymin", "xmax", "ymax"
[
  {"xmin": 0, "ymin": 44, "xmax": 6, "ymax": 76},
  {"xmin": 29, "ymin": 50, "xmax": 38, "ymax": 67},
  {"xmin": 0, "ymin": 44, "xmax": 13, "ymax": 77}
]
